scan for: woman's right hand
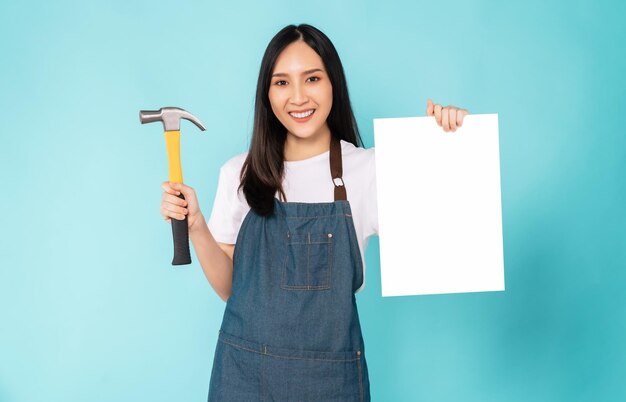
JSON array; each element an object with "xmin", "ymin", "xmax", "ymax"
[{"xmin": 160, "ymin": 181, "xmax": 204, "ymax": 232}]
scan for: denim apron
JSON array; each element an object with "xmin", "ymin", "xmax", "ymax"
[{"xmin": 208, "ymin": 136, "xmax": 371, "ymax": 401}]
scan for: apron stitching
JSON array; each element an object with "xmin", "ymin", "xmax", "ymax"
[
  {"xmin": 281, "ymin": 253, "xmax": 287, "ymax": 287},
  {"xmin": 328, "ymin": 240, "xmax": 333, "ymax": 287},
  {"xmin": 307, "ymin": 232, "xmax": 311, "ymax": 289},
  {"xmin": 220, "ymin": 338, "xmax": 359, "ymax": 362},
  {"xmin": 285, "ymin": 213, "xmax": 346, "ymax": 219},
  {"xmin": 344, "ymin": 212, "xmax": 364, "ymax": 292},
  {"xmin": 357, "ymin": 352, "xmax": 363, "ymax": 402}
]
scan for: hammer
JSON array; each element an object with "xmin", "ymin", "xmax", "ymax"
[{"xmin": 139, "ymin": 107, "xmax": 206, "ymax": 265}]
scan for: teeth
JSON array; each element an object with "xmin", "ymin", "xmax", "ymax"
[{"xmin": 289, "ymin": 109, "xmax": 314, "ymax": 118}]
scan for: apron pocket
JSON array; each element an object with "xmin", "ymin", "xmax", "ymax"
[
  {"xmin": 281, "ymin": 231, "xmax": 333, "ymax": 290},
  {"xmin": 217, "ymin": 330, "xmax": 364, "ymax": 401},
  {"xmin": 261, "ymin": 341, "xmax": 363, "ymax": 402}
]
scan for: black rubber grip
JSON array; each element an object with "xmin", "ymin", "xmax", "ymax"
[{"xmin": 171, "ymin": 192, "xmax": 192, "ymax": 265}]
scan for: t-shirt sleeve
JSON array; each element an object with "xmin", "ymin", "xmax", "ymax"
[
  {"xmin": 365, "ymin": 148, "xmax": 379, "ymax": 237},
  {"xmin": 207, "ymin": 164, "xmax": 248, "ymax": 244}
]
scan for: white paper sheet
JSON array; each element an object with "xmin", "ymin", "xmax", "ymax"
[{"xmin": 373, "ymin": 114, "xmax": 505, "ymax": 297}]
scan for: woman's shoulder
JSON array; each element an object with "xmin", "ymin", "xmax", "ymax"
[
  {"xmin": 341, "ymin": 140, "xmax": 375, "ymax": 167},
  {"xmin": 341, "ymin": 139, "xmax": 374, "ymax": 152}
]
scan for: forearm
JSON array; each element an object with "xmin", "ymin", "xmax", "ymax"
[{"xmin": 189, "ymin": 215, "xmax": 233, "ymax": 302}]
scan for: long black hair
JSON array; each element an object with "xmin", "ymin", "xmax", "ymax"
[{"xmin": 238, "ymin": 23, "xmax": 364, "ymax": 217}]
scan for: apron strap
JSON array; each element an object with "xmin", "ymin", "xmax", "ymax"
[{"xmin": 330, "ymin": 135, "xmax": 347, "ymax": 201}]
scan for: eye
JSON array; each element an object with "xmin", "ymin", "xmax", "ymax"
[
  {"xmin": 308, "ymin": 76, "xmax": 320, "ymax": 82},
  {"xmin": 275, "ymin": 80, "xmax": 287, "ymax": 86}
]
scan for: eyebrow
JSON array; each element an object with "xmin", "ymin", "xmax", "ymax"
[{"xmin": 271, "ymin": 68, "xmax": 324, "ymax": 78}]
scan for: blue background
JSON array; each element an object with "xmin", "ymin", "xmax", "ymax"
[{"xmin": 1, "ymin": 0, "xmax": 624, "ymax": 401}]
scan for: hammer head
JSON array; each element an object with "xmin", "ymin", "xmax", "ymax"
[{"xmin": 139, "ymin": 107, "xmax": 206, "ymax": 132}]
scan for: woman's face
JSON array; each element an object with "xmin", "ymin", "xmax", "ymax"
[{"xmin": 268, "ymin": 40, "xmax": 333, "ymax": 143}]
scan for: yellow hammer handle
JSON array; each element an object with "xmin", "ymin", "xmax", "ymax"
[
  {"xmin": 163, "ymin": 129, "xmax": 191, "ymax": 265},
  {"xmin": 164, "ymin": 130, "xmax": 183, "ymax": 183}
]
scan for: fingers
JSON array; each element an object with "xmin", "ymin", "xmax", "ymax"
[
  {"xmin": 449, "ymin": 108, "xmax": 457, "ymax": 132},
  {"xmin": 160, "ymin": 181, "xmax": 189, "ymax": 221},
  {"xmin": 427, "ymin": 101, "xmax": 470, "ymax": 132},
  {"xmin": 160, "ymin": 195, "xmax": 188, "ymax": 218},
  {"xmin": 161, "ymin": 181, "xmax": 181, "ymax": 196},
  {"xmin": 457, "ymin": 109, "xmax": 469, "ymax": 127},
  {"xmin": 160, "ymin": 201, "xmax": 188, "ymax": 221},
  {"xmin": 169, "ymin": 181, "xmax": 187, "ymax": 196},
  {"xmin": 162, "ymin": 191, "xmax": 187, "ymax": 207},
  {"xmin": 441, "ymin": 107, "xmax": 449, "ymax": 132},
  {"xmin": 434, "ymin": 103, "xmax": 442, "ymax": 126}
]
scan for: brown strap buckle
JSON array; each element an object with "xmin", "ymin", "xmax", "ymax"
[{"xmin": 329, "ymin": 135, "xmax": 347, "ymax": 201}]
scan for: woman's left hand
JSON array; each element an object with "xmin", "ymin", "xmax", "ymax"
[{"xmin": 426, "ymin": 99, "xmax": 469, "ymax": 132}]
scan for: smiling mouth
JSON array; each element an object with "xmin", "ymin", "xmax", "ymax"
[{"xmin": 288, "ymin": 109, "xmax": 315, "ymax": 122}]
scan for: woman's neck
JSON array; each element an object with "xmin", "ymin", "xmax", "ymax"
[{"xmin": 283, "ymin": 129, "xmax": 332, "ymax": 162}]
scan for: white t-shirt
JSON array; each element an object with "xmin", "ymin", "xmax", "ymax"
[{"xmin": 207, "ymin": 139, "xmax": 378, "ymax": 294}]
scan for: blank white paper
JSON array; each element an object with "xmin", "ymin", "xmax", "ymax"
[{"xmin": 373, "ymin": 114, "xmax": 505, "ymax": 297}]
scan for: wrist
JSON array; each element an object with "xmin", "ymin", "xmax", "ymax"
[{"xmin": 189, "ymin": 213, "xmax": 207, "ymax": 237}]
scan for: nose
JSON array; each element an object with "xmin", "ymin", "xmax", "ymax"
[{"xmin": 290, "ymin": 82, "xmax": 309, "ymax": 105}]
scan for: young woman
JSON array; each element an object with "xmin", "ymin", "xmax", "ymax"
[{"xmin": 159, "ymin": 23, "xmax": 469, "ymax": 402}]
